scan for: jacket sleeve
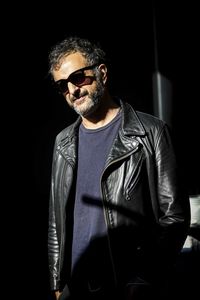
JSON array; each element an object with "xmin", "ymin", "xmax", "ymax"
[
  {"xmin": 146, "ymin": 123, "xmax": 191, "ymax": 280},
  {"xmin": 48, "ymin": 142, "xmax": 60, "ymax": 291},
  {"xmin": 125, "ymin": 123, "xmax": 191, "ymax": 299}
]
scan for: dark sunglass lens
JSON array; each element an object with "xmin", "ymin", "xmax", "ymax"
[
  {"xmin": 82, "ymin": 77, "xmax": 94, "ymax": 85},
  {"xmin": 56, "ymin": 80, "xmax": 68, "ymax": 93},
  {"xmin": 70, "ymin": 73, "xmax": 86, "ymax": 86},
  {"xmin": 54, "ymin": 65, "xmax": 97, "ymax": 94},
  {"xmin": 71, "ymin": 73, "xmax": 94, "ymax": 87}
]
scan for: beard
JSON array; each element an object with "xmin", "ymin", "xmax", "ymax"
[{"xmin": 72, "ymin": 76, "xmax": 105, "ymax": 117}]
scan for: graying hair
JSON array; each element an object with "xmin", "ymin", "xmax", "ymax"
[{"xmin": 48, "ymin": 36, "xmax": 107, "ymax": 75}]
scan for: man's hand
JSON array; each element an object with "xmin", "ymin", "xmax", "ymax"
[{"xmin": 55, "ymin": 290, "xmax": 62, "ymax": 300}]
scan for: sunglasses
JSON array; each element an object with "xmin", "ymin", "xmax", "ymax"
[{"xmin": 54, "ymin": 64, "xmax": 98, "ymax": 94}]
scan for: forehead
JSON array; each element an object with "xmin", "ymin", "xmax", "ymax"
[{"xmin": 53, "ymin": 52, "xmax": 87, "ymax": 81}]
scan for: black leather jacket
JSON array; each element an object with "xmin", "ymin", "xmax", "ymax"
[{"xmin": 48, "ymin": 100, "xmax": 190, "ymax": 293}]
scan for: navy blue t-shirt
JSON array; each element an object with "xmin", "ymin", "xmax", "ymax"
[{"xmin": 71, "ymin": 111, "xmax": 121, "ymax": 274}]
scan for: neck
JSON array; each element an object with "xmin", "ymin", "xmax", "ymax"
[{"xmin": 81, "ymin": 95, "xmax": 120, "ymax": 129}]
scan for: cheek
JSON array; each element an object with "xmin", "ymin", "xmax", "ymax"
[{"xmin": 65, "ymin": 95, "xmax": 73, "ymax": 107}]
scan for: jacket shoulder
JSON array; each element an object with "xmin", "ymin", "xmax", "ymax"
[
  {"xmin": 137, "ymin": 110, "xmax": 170, "ymax": 139},
  {"xmin": 136, "ymin": 110, "xmax": 166, "ymax": 129},
  {"xmin": 134, "ymin": 110, "xmax": 173, "ymax": 150},
  {"xmin": 122, "ymin": 101, "xmax": 167, "ymax": 134}
]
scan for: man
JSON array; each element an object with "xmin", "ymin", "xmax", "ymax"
[{"xmin": 47, "ymin": 36, "xmax": 190, "ymax": 300}]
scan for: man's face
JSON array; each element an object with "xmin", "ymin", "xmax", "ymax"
[{"xmin": 52, "ymin": 52, "xmax": 107, "ymax": 117}]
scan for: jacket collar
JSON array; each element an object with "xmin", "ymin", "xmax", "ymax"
[
  {"xmin": 58, "ymin": 99, "xmax": 146, "ymax": 164},
  {"xmin": 119, "ymin": 99, "xmax": 146, "ymax": 137},
  {"xmin": 103, "ymin": 100, "xmax": 145, "ymax": 167},
  {"xmin": 67, "ymin": 99, "xmax": 146, "ymax": 139}
]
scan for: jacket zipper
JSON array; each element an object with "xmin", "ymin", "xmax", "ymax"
[{"xmin": 100, "ymin": 146, "xmax": 139, "ymax": 287}]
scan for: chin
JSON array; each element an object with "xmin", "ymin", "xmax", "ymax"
[{"xmin": 77, "ymin": 102, "xmax": 96, "ymax": 117}]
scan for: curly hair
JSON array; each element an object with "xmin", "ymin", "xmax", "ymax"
[{"xmin": 48, "ymin": 36, "xmax": 107, "ymax": 74}]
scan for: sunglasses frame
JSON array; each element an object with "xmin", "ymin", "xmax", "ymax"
[{"xmin": 54, "ymin": 63, "xmax": 99, "ymax": 94}]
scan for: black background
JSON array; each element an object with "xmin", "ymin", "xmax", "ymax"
[{"xmin": 4, "ymin": 1, "xmax": 199, "ymax": 299}]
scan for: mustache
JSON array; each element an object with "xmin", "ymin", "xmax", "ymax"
[{"xmin": 70, "ymin": 91, "xmax": 88, "ymax": 102}]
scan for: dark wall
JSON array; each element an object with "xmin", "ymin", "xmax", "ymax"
[
  {"xmin": 6, "ymin": 2, "xmax": 199, "ymax": 299},
  {"xmin": 153, "ymin": 2, "xmax": 199, "ymax": 195}
]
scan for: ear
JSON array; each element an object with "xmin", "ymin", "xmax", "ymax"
[{"xmin": 98, "ymin": 64, "xmax": 108, "ymax": 84}]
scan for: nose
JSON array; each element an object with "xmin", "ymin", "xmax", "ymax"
[{"xmin": 68, "ymin": 81, "xmax": 80, "ymax": 94}]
